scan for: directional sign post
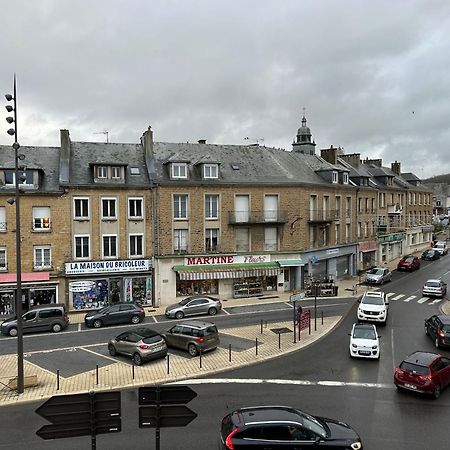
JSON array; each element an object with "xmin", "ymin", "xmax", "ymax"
[
  {"xmin": 36, "ymin": 391, "xmax": 121, "ymax": 449},
  {"xmin": 139, "ymin": 385, "xmax": 197, "ymax": 450}
]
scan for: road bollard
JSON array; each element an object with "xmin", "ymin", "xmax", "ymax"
[
  {"xmin": 260, "ymin": 320, "xmax": 263, "ymax": 334},
  {"xmin": 132, "ymin": 361, "xmax": 135, "ymax": 380},
  {"xmin": 278, "ymin": 332, "xmax": 281, "ymax": 349},
  {"xmin": 96, "ymin": 364, "xmax": 99, "ymax": 385},
  {"xmin": 199, "ymin": 349, "xmax": 202, "ymax": 369},
  {"xmin": 321, "ymin": 311, "xmax": 324, "ymax": 325},
  {"xmin": 167, "ymin": 354, "xmax": 170, "ymax": 374},
  {"xmin": 256, "ymin": 337, "xmax": 258, "ymax": 355},
  {"xmin": 229, "ymin": 344, "xmax": 232, "ymax": 362},
  {"xmin": 56, "ymin": 369, "xmax": 60, "ymax": 391}
]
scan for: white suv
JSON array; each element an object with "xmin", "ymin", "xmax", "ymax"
[
  {"xmin": 357, "ymin": 291, "xmax": 389, "ymax": 324},
  {"xmin": 432, "ymin": 241, "xmax": 448, "ymax": 255},
  {"xmin": 349, "ymin": 323, "xmax": 380, "ymax": 359}
]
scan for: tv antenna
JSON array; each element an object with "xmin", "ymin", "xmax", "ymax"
[
  {"xmin": 94, "ymin": 131, "xmax": 109, "ymax": 143},
  {"xmin": 243, "ymin": 136, "xmax": 264, "ymax": 146}
]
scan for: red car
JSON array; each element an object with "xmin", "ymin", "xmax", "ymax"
[
  {"xmin": 394, "ymin": 351, "xmax": 450, "ymax": 398},
  {"xmin": 397, "ymin": 255, "xmax": 420, "ymax": 271}
]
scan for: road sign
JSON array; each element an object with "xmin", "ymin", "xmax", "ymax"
[
  {"xmin": 139, "ymin": 405, "xmax": 198, "ymax": 428},
  {"xmin": 139, "ymin": 385, "xmax": 197, "ymax": 405},
  {"xmin": 36, "ymin": 391, "xmax": 121, "ymax": 443},
  {"xmin": 290, "ymin": 293, "xmax": 305, "ymax": 302}
]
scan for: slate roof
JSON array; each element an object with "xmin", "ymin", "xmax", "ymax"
[{"xmin": 0, "ymin": 144, "xmax": 61, "ymax": 193}]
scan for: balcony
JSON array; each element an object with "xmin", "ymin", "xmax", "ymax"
[
  {"xmin": 229, "ymin": 210, "xmax": 288, "ymax": 225},
  {"xmin": 308, "ymin": 209, "xmax": 337, "ymax": 223},
  {"xmin": 387, "ymin": 204, "xmax": 403, "ymax": 215}
]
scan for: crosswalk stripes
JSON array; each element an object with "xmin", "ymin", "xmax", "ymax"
[
  {"xmin": 403, "ymin": 296, "xmax": 415, "ymax": 302},
  {"xmin": 391, "ymin": 294, "xmax": 405, "ymax": 301},
  {"xmin": 429, "ymin": 298, "xmax": 443, "ymax": 305},
  {"xmin": 386, "ymin": 292, "xmax": 443, "ymax": 305},
  {"xmin": 417, "ymin": 297, "xmax": 429, "ymax": 304}
]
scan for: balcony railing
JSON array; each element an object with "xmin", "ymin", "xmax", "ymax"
[
  {"xmin": 229, "ymin": 210, "xmax": 288, "ymax": 225},
  {"xmin": 387, "ymin": 204, "xmax": 403, "ymax": 215},
  {"xmin": 308, "ymin": 209, "xmax": 337, "ymax": 223}
]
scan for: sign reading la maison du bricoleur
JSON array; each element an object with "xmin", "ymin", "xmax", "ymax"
[
  {"xmin": 185, "ymin": 254, "xmax": 271, "ymax": 266},
  {"xmin": 65, "ymin": 259, "xmax": 151, "ymax": 275}
]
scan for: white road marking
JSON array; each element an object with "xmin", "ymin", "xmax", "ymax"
[
  {"xmin": 152, "ymin": 316, "xmax": 158, "ymax": 323},
  {"xmin": 429, "ymin": 298, "xmax": 443, "ymax": 305},
  {"xmin": 417, "ymin": 297, "xmax": 429, "ymax": 304},
  {"xmin": 403, "ymin": 296, "xmax": 416, "ymax": 302},
  {"xmin": 78, "ymin": 323, "xmax": 81, "ymax": 332},
  {"xmin": 221, "ymin": 308, "xmax": 231, "ymax": 315},
  {"xmin": 385, "ymin": 293, "xmax": 395, "ymax": 299},
  {"xmin": 285, "ymin": 302, "xmax": 294, "ymax": 308},
  {"xmin": 391, "ymin": 294, "xmax": 405, "ymax": 301},
  {"xmin": 22, "ymin": 342, "xmax": 108, "ymax": 356},
  {"xmin": 171, "ymin": 378, "xmax": 393, "ymax": 389},
  {"xmin": 80, "ymin": 346, "xmax": 119, "ymax": 363}
]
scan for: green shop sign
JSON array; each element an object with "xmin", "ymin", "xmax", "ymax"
[{"xmin": 377, "ymin": 233, "xmax": 405, "ymax": 244}]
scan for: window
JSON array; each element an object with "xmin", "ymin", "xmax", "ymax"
[
  {"xmin": 343, "ymin": 172, "xmax": 349, "ymax": 184},
  {"xmin": 173, "ymin": 195, "xmax": 188, "ymax": 219},
  {"xmin": 128, "ymin": 197, "xmax": 143, "ymax": 219},
  {"xmin": 38, "ymin": 308, "xmax": 62, "ymax": 319},
  {"xmin": 236, "ymin": 228, "xmax": 250, "ymax": 252},
  {"xmin": 129, "ymin": 234, "xmax": 143, "ymax": 257},
  {"xmin": 111, "ymin": 166, "xmax": 121, "ymax": 179},
  {"xmin": 34, "ymin": 246, "xmax": 51, "ymax": 269},
  {"xmin": 203, "ymin": 164, "xmax": 218, "ymax": 179},
  {"xmin": 102, "ymin": 198, "xmax": 117, "ymax": 219},
  {"xmin": 33, "ymin": 207, "xmax": 51, "ymax": 230},
  {"xmin": 332, "ymin": 171, "xmax": 338, "ymax": 183},
  {"xmin": 0, "ymin": 206, "xmax": 5, "ymax": 231},
  {"xmin": 96, "ymin": 166, "xmax": 108, "ymax": 178},
  {"xmin": 75, "ymin": 235, "xmax": 90, "ymax": 258},
  {"xmin": 174, "ymin": 229, "xmax": 188, "ymax": 253},
  {"xmin": 4, "ymin": 169, "xmax": 33, "ymax": 186},
  {"xmin": 264, "ymin": 227, "xmax": 278, "ymax": 251},
  {"xmin": 205, "ymin": 228, "xmax": 219, "ymax": 252},
  {"xmin": 0, "ymin": 248, "xmax": 6, "ymax": 270},
  {"xmin": 103, "ymin": 235, "xmax": 117, "ymax": 258},
  {"xmin": 205, "ymin": 195, "xmax": 218, "ymax": 219},
  {"xmin": 74, "ymin": 197, "xmax": 89, "ymax": 219},
  {"xmin": 171, "ymin": 163, "xmax": 187, "ymax": 179}
]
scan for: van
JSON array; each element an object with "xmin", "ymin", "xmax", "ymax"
[{"xmin": 0, "ymin": 304, "xmax": 69, "ymax": 337}]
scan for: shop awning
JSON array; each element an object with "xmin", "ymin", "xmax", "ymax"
[
  {"xmin": 173, "ymin": 262, "xmax": 281, "ymax": 281},
  {"xmin": 277, "ymin": 259, "xmax": 304, "ymax": 267},
  {"xmin": 0, "ymin": 272, "xmax": 50, "ymax": 283}
]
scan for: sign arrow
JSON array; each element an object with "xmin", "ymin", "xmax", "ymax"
[
  {"xmin": 139, "ymin": 405, "xmax": 197, "ymax": 428},
  {"xmin": 139, "ymin": 385, "xmax": 197, "ymax": 405}
]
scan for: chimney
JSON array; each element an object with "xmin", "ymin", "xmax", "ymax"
[
  {"xmin": 198, "ymin": 139, "xmax": 206, "ymax": 144},
  {"xmin": 364, "ymin": 158, "xmax": 382, "ymax": 167},
  {"xmin": 141, "ymin": 126, "xmax": 154, "ymax": 161},
  {"xmin": 391, "ymin": 161, "xmax": 401, "ymax": 175},
  {"xmin": 59, "ymin": 129, "xmax": 71, "ymax": 184},
  {"xmin": 320, "ymin": 146, "xmax": 338, "ymax": 165},
  {"xmin": 340, "ymin": 153, "xmax": 361, "ymax": 168}
]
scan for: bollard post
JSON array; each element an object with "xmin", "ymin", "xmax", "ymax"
[
  {"xmin": 278, "ymin": 332, "xmax": 281, "ymax": 349},
  {"xmin": 167, "ymin": 354, "xmax": 170, "ymax": 375},
  {"xmin": 256, "ymin": 337, "xmax": 258, "ymax": 355},
  {"xmin": 96, "ymin": 364, "xmax": 99, "ymax": 385},
  {"xmin": 132, "ymin": 361, "xmax": 135, "ymax": 380},
  {"xmin": 199, "ymin": 349, "xmax": 202, "ymax": 369},
  {"xmin": 229, "ymin": 344, "xmax": 232, "ymax": 362},
  {"xmin": 56, "ymin": 369, "xmax": 60, "ymax": 391},
  {"xmin": 309, "ymin": 312, "xmax": 311, "ymax": 335},
  {"xmin": 260, "ymin": 320, "xmax": 263, "ymax": 334},
  {"xmin": 321, "ymin": 311, "xmax": 324, "ymax": 325}
]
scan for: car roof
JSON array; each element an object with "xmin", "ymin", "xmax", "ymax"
[
  {"xmin": 435, "ymin": 315, "xmax": 450, "ymax": 324},
  {"xmin": 234, "ymin": 406, "xmax": 302, "ymax": 425},
  {"xmin": 403, "ymin": 351, "xmax": 441, "ymax": 366},
  {"xmin": 179, "ymin": 320, "xmax": 216, "ymax": 328},
  {"xmin": 425, "ymin": 279, "xmax": 442, "ymax": 283},
  {"xmin": 363, "ymin": 291, "xmax": 384, "ymax": 297},
  {"xmin": 128, "ymin": 328, "xmax": 160, "ymax": 337},
  {"xmin": 29, "ymin": 303, "xmax": 66, "ymax": 310},
  {"xmin": 353, "ymin": 323, "xmax": 376, "ymax": 330}
]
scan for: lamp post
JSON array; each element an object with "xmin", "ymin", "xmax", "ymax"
[{"xmin": 5, "ymin": 74, "xmax": 24, "ymax": 394}]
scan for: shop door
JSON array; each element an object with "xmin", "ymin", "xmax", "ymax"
[
  {"xmin": 283, "ymin": 269, "xmax": 290, "ymax": 290},
  {"xmin": 336, "ymin": 255, "xmax": 349, "ymax": 277}
]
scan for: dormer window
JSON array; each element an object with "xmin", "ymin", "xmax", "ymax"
[
  {"xmin": 203, "ymin": 164, "xmax": 219, "ymax": 179},
  {"xmin": 111, "ymin": 166, "xmax": 121, "ymax": 179},
  {"xmin": 171, "ymin": 163, "xmax": 188, "ymax": 179},
  {"xmin": 4, "ymin": 169, "xmax": 34, "ymax": 186},
  {"xmin": 332, "ymin": 171, "xmax": 338, "ymax": 184},
  {"xmin": 343, "ymin": 172, "xmax": 349, "ymax": 184},
  {"xmin": 96, "ymin": 166, "xmax": 108, "ymax": 178}
]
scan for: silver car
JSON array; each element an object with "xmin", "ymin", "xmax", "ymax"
[
  {"xmin": 423, "ymin": 279, "xmax": 447, "ymax": 298},
  {"xmin": 108, "ymin": 328, "xmax": 167, "ymax": 365},
  {"xmin": 165, "ymin": 295, "xmax": 222, "ymax": 319},
  {"xmin": 365, "ymin": 267, "xmax": 392, "ymax": 285}
]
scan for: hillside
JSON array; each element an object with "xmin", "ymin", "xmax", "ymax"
[{"xmin": 423, "ymin": 173, "xmax": 450, "ymax": 184}]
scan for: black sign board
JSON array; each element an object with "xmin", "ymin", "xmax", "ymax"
[
  {"xmin": 139, "ymin": 385, "xmax": 197, "ymax": 405},
  {"xmin": 139, "ymin": 405, "xmax": 197, "ymax": 428}
]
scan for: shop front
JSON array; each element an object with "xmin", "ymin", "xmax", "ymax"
[
  {"xmin": 377, "ymin": 233, "xmax": 405, "ymax": 264},
  {"xmin": 65, "ymin": 259, "xmax": 153, "ymax": 311},
  {"xmin": 358, "ymin": 241, "xmax": 378, "ymax": 270},
  {"xmin": 0, "ymin": 272, "xmax": 58, "ymax": 317}
]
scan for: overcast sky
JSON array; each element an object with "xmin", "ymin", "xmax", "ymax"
[{"xmin": 2, "ymin": 0, "xmax": 450, "ymax": 179}]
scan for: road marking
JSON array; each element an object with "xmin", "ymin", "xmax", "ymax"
[
  {"xmin": 403, "ymin": 296, "xmax": 416, "ymax": 302},
  {"xmin": 391, "ymin": 294, "xmax": 404, "ymax": 301},
  {"xmin": 418, "ymin": 297, "xmax": 429, "ymax": 304},
  {"xmin": 152, "ymin": 316, "xmax": 158, "ymax": 323},
  {"xmin": 80, "ymin": 346, "xmax": 119, "ymax": 363},
  {"xmin": 78, "ymin": 323, "xmax": 81, "ymax": 332},
  {"xmin": 221, "ymin": 308, "xmax": 231, "ymax": 315},
  {"xmin": 22, "ymin": 342, "xmax": 108, "ymax": 356},
  {"xmin": 429, "ymin": 298, "xmax": 443, "ymax": 305},
  {"xmin": 172, "ymin": 378, "xmax": 393, "ymax": 389},
  {"xmin": 385, "ymin": 293, "xmax": 395, "ymax": 299},
  {"xmin": 285, "ymin": 302, "xmax": 294, "ymax": 308}
]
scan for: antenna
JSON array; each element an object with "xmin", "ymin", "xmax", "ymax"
[
  {"xmin": 94, "ymin": 131, "xmax": 109, "ymax": 143},
  {"xmin": 243, "ymin": 137, "xmax": 264, "ymax": 145}
]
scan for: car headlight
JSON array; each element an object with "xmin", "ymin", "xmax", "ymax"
[
  {"xmin": 351, "ymin": 442, "xmax": 362, "ymax": 450},
  {"xmin": 372, "ymin": 345, "xmax": 378, "ymax": 349},
  {"xmin": 352, "ymin": 344, "xmax": 357, "ymax": 348}
]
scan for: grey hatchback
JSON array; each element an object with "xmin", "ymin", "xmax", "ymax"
[
  {"xmin": 163, "ymin": 321, "xmax": 219, "ymax": 356},
  {"xmin": 165, "ymin": 295, "xmax": 222, "ymax": 319}
]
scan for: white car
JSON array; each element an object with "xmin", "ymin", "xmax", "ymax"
[
  {"xmin": 349, "ymin": 323, "xmax": 380, "ymax": 359},
  {"xmin": 357, "ymin": 291, "xmax": 389, "ymax": 324},
  {"xmin": 422, "ymin": 279, "xmax": 447, "ymax": 298},
  {"xmin": 432, "ymin": 242, "xmax": 448, "ymax": 255}
]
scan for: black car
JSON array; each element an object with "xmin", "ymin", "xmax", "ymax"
[
  {"xmin": 422, "ymin": 249, "xmax": 440, "ymax": 261},
  {"xmin": 425, "ymin": 315, "xmax": 450, "ymax": 349},
  {"xmin": 220, "ymin": 406, "xmax": 363, "ymax": 449},
  {"xmin": 84, "ymin": 303, "xmax": 145, "ymax": 328}
]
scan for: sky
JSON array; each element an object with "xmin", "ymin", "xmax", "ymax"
[{"xmin": 1, "ymin": 0, "xmax": 450, "ymax": 179}]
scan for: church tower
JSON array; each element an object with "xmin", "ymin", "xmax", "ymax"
[{"xmin": 292, "ymin": 114, "xmax": 316, "ymax": 155}]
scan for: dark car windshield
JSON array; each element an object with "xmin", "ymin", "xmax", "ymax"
[
  {"xmin": 400, "ymin": 362, "xmax": 430, "ymax": 376},
  {"xmin": 402, "ymin": 257, "xmax": 414, "ymax": 263},
  {"xmin": 295, "ymin": 410, "xmax": 327, "ymax": 438},
  {"xmin": 361, "ymin": 296, "xmax": 384, "ymax": 305},
  {"xmin": 425, "ymin": 281, "xmax": 441, "ymax": 288},
  {"xmin": 443, "ymin": 325, "xmax": 450, "ymax": 333},
  {"xmin": 353, "ymin": 327, "xmax": 376, "ymax": 339},
  {"xmin": 368, "ymin": 268, "xmax": 383, "ymax": 275},
  {"xmin": 179, "ymin": 297, "xmax": 194, "ymax": 306}
]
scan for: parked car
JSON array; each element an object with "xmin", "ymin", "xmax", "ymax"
[
  {"xmin": 357, "ymin": 291, "xmax": 389, "ymax": 324},
  {"xmin": 425, "ymin": 315, "xmax": 450, "ymax": 349},
  {"xmin": 397, "ymin": 255, "xmax": 420, "ymax": 271},
  {"xmin": 84, "ymin": 303, "xmax": 145, "ymax": 328},
  {"xmin": 422, "ymin": 249, "xmax": 441, "ymax": 261},
  {"xmin": 349, "ymin": 323, "xmax": 380, "ymax": 359},
  {"xmin": 108, "ymin": 327, "xmax": 167, "ymax": 365},
  {"xmin": 432, "ymin": 241, "xmax": 448, "ymax": 255},
  {"xmin": 163, "ymin": 321, "xmax": 219, "ymax": 356},
  {"xmin": 220, "ymin": 405, "xmax": 363, "ymax": 450},
  {"xmin": 422, "ymin": 279, "xmax": 447, "ymax": 298},
  {"xmin": 394, "ymin": 351, "xmax": 450, "ymax": 399},
  {"xmin": 0, "ymin": 304, "xmax": 69, "ymax": 337},
  {"xmin": 165, "ymin": 295, "xmax": 222, "ymax": 319},
  {"xmin": 365, "ymin": 267, "xmax": 392, "ymax": 285}
]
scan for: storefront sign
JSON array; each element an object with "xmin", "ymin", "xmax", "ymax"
[
  {"xmin": 69, "ymin": 281, "xmax": 96, "ymax": 292},
  {"xmin": 184, "ymin": 254, "xmax": 270, "ymax": 266},
  {"xmin": 358, "ymin": 241, "xmax": 378, "ymax": 252},
  {"xmin": 377, "ymin": 233, "xmax": 405, "ymax": 244},
  {"xmin": 65, "ymin": 259, "xmax": 151, "ymax": 275},
  {"xmin": 326, "ymin": 249, "xmax": 339, "ymax": 255}
]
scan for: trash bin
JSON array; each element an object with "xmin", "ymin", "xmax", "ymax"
[{"xmin": 333, "ymin": 285, "xmax": 338, "ymax": 296}]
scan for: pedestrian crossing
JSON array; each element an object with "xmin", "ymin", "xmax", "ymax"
[{"xmin": 385, "ymin": 292, "xmax": 443, "ymax": 305}]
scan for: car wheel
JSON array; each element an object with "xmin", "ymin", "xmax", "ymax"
[
  {"xmin": 175, "ymin": 311, "xmax": 184, "ymax": 320},
  {"xmin": 188, "ymin": 344, "xmax": 198, "ymax": 357},
  {"xmin": 131, "ymin": 315, "xmax": 141, "ymax": 324},
  {"xmin": 108, "ymin": 344, "xmax": 117, "ymax": 356},
  {"xmin": 425, "ymin": 325, "xmax": 429, "ymax": 336},
  {"xmin": 8, "ymin": 327, "xmax": 17, "ymax": 337},
  {"xmin": 93, "ymin": 319, "xmax": 103, "ymax": 328},
  {"xmin": 132, "ymin": 353, "xmax": 143, "ymax": 366},
  {"xmin": 208, "ymin": 307, "xmax": 217, "ymax": 316},
  {"xmin": 52, "ymin": 323, "xmax": 62, "ymax": 333},
  {"xmin": 435, "ymin": 337, "xmax": 440, "ymax": 349},
  {"xmin": 433, "ymin": 384, "xmax": 441, "ymax": 399}
]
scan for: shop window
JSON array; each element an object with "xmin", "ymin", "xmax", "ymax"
[
  {"xmin": 33, "ymin": 206, "xmax": 51, "ymax": 231},
  {"xmin": 103, "ymin": 235, "xmax": 118, "ymax": 258},
  {"xmin": 0, "ymin": 293, "xmax": 14, "ymax": 315},
  {"xmin": 34, "ymin": 246, "xmax": 51, "ymax": 269},
  {"xmin": 129, "ymin": 234, "xmax": 143, "ymax": 257},
  {"xmin": 174, "ymin": 229, "xmax": 188, "ymax": 253},
  {"xmin": 0, "ymin": 248, "xmax": 6, "ymax": 270},
  {"xmin": 176, "ymin": 275, "xmax": 218, "ymax": 297},
  {"xmin": 101, "ymin": 198, "xmax": 117, "ymax": 220},
  {"xmin": 29, "ymin": 288, "xmax": 56, "ymax": 307},
  {"xmin": 74, "ymin": 197, "xmax": 89, "ymax": 220},
  {"xmin": 173, "ymin": 194, "xmax": 188, "ymax": 219},
  {"xmin": 205, "ymin": 228, "xmax": 219, "ymax": 252},
  {"xmin": 128, "ymin": 197, "xmax": 143, "ymax": 219},
  {"xmin": 124, "ymin": 277, "xmax": 152, "ymax": 304},
  {"xmin": 74, "ymin": 235, "xmax": 90, "ymax": 259},
  {"xmin": 205, "ymin": 195, "xmax": 218, "ymax": 219},
  {"xmin": 70, "ymin": 279, "xmax": 109, "ymax": 309}
]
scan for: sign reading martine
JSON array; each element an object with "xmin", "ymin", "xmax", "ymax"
[
  {"xmin": 185, "ymin": 254, "xmax": 270, "ymax": 266},
  {"xmin": 65, "ymin": 259, "xmax": 151, "ymax": 275}
]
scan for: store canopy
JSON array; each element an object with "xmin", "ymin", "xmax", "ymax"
[
  {"xmin": 0, "ymin": 272, "xmax": 50, "ymax": 283},
  {"xmin": 277, "ymin": 259, "xmax": 304, "ymax": 267},
  {"xmin": 173, "ymin": 262, "xmax": 281, "ymax": 281}
]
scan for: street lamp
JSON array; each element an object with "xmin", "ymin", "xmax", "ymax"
[{"xmin": 4, "ymin": 74, "xmax": 25, "ymax": 394}]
